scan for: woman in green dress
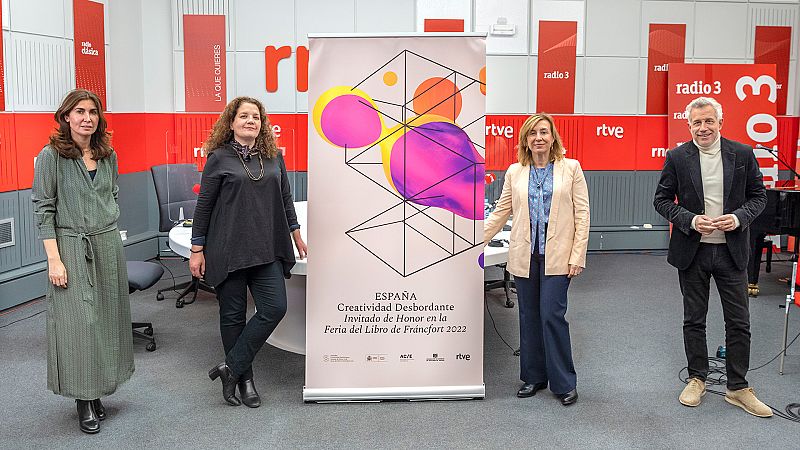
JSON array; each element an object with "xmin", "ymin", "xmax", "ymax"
[{"xmin": 32, "ymin": 89, "xmax": 134, "ymax": 434}]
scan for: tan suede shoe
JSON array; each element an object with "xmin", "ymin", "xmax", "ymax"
[
  {"xmin": 679, "ymin": 377, "xmax": 706, "ymax": 407},
  {"xmin": 725, "ymin": 387, "xmax": 773, "ymax": 417}
]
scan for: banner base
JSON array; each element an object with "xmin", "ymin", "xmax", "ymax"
[{"xmin": 303, "ymin": 384, "xmax": 485, "ymax": 402}]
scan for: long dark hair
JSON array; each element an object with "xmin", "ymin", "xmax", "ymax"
[
  {"xmin": 49, "ymin": 89, "xmax": 112, "ymax": 160},
  {"xmin": 203, "ymin": 96, "xmax": 278, "ymax": 158}
]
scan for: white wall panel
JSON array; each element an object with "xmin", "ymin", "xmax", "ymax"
[
  {"xmin": 486, "ymin": 55, "xmax": 528, "ymax": 114},
  {"xmin": 532, "ymin": 1, "xmax": 585, "ymax": 56},
  {"xmin": 2, "ymin": 0, "xmax": 9, "ymax": 29},
  {"xmin": 297, "ymin": 0, "xmax": 355, "ymax": 47},
  {"xmin": 235, "ymin": 0, "xmax": 295, "ymax": 51},
  {"xmin": 416, "ymin": 0, "xmax": 472, "ymax": 31},
  {"xmin": 143, "ymin": 0, "xmax": 174, "ymax": 112},
  {"xmin": 356, "ymin": 0, "xmax": 415, "ymax": 33},
  {"xmin": 526, "ymin": 56, "xmax": 537, "ymax": 114},
  {"xmin": 235, "ymin": 50, "xmax": 296, "ymax": 113},
  {"xmin": 693, "ymin": 2, "xmax": 748, "ymax": 59},
  {"xmin": 10, "ymin": 34, "xmax": 71, "ymax": 111},
  {"xmin": 2, "ymin": 30, "xmax": 10, "ymax": 110},
  {"xmin": 640, "ymin": 0, "xmax": 695, "ymax": 58},
  {"xmin": 172, "ymin": 52, "xmax": 185, "ymax": 112},
  {"xmin": 787, "ymin": 58, "xmax": 798, "ymax": 115},
  {"xmin": 574, "ymin": 56, "xmax": 585, "ymax": 114},
  {"xmin": 585, "ymin": 0, "xmax": 641, "ymax": 57},
  {"xmin": 8, "ymin": 0, "xmax": 65, "ymax": 38},
  {"xmin": 226, "ymin": 51, "xmax": 235, "ymax": 106},
  {"xmin": 172, "ymin": 0, "xmax": 232, "ymax": 51},
  {"xmin": 475, "ymin": 0, "xmax": 529, "ymax": 55},
  {"xmin": 583, "ymin": 57, "xmax": 639, "ymax": 114},
  {"xmin": 108, "ymin": 0, "xmax": 144, "ymax": 112},
  {"xmin": 746, "ymin": 3, "xmax": 798, "ymax": 59}
]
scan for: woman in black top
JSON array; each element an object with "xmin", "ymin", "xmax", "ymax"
[{"xmin": 190, "ymin": 96, "xmax": 307, "ymax": 407}]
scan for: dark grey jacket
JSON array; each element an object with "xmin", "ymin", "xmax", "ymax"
[{"xmin": 653, "ymin": 137, "xmax": 766, "ymax": 271}]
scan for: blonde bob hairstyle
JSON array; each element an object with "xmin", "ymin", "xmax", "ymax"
[{"xmin": 517, "ymin": 113, "xmax": 565, "ymax": 166}]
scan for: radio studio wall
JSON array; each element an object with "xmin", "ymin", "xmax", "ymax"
[{"xmin": 0, "ymin": 0, "xmax": 798, "ymax": 309}]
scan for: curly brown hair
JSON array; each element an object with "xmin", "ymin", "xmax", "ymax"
[
  {"xmin": 49, "ymin": 89, "xmax": 112, "ymax": 160},
  {"xmin": 203, "ymin": 97, "xmax": 278, "ymax": 158}
]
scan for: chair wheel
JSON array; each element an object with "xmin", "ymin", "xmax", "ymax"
[
  {"xmin": 144, "ymin": 327, "xmax": 153, "ymax": 336},
  {"xmin": 505, "ymin": 300, "xmax": 515, "ymax": 308},
  {"xmin": 156, "ymin": 292, "xmax": 164, "ymax": 301},
  {"xmin": 747, "ymin": 283, "xmax": 759, "ymax": 297},
  {"xmin": 176, "ymin": 299, "xmax": 184, "ymax": 308},
  {"xmin": 146, "ymin": 342, "xmax": 156, "ymax": 352}
]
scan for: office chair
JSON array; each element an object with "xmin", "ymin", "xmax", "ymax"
[
  {"xmin": 151, "ymin": 164, "xmax": 215, "ymax": 307},
  {"xmin": 127, "ymin": 261, "xmax": 165, "ymax": 352}
]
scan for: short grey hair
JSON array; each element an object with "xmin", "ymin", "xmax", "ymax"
[{"xmin": 685, "ymin": 97, "xmax": 723, "ymax": 123}]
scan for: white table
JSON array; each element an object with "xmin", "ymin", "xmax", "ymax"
[
  {"xmin": 168, "ymin": 202, "xmax": 308, "ymax": 355},
  {"xmin": 484, "ymin": 229, "xmax": 514, "ymax": 307}
]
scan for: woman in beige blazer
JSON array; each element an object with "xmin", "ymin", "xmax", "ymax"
[{"xmin": 485, "ymin": 113, "xmax": 589, "ymax": 405}]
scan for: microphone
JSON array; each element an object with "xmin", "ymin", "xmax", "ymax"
[{"xmin": 754, "ymin": 145, "xmax": 800, "ymax": 180}]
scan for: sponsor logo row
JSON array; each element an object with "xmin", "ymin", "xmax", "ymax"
[{"xmin": 322, "ymin": 353, "xmax": 472, "ymax": 363}]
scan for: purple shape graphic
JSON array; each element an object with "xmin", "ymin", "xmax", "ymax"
[
  {"xmin": 478, "ymin": 252, "xmax": 485, "ymax": 269},
  {"xmin": 320, "ymin": 94, "xmax": 382, "ymax": 148},
  {"xmin": 390, "ymin": 121, "xmax": 484, "ymax": 219}
]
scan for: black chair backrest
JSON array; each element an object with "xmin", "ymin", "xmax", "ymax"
[{"xmin": 151, "ymin": 164, "xmax": 201, "ymax": 232}]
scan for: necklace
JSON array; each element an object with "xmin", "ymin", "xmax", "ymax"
[
  {"xmin": 236, "ymin": 150, "xmax": 264, "ymax": 181},
  {"xmin": 531, "ymin": 164, "xmax": 550, "ymax": 189}
]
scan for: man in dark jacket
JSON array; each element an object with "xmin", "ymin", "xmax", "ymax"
[{"xmin": 654, "ymin": 96, "xmax": 771, "ymax": 418}]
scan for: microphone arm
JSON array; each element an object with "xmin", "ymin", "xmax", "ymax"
[{"xmin": 755, "ymin": 145, "xmax": 800, "ymax": 181}]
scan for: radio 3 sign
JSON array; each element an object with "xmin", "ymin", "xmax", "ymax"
[{"xmin": 668, "ymin": 64, "xmax": 778, "ymax": 186}]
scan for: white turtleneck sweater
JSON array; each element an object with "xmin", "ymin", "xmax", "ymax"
[{"xmin": 690, "ymin": 135, "xmax": 738, "ymax": 243}]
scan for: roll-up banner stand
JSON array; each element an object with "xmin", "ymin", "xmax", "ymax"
[{"xmin": 305, "ymin": 33, "xmax": 486, "ymax": 401}]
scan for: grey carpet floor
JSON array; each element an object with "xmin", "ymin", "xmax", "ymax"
[{"xmin": 1, "ymin": 253, "xmax": 799, "ymax": 449}]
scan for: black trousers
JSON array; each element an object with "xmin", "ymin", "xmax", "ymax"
[
  {"xmin": 678, "ymin": 243, "xmax": 751, "ymax": 390},
  {"xmin": 215, "ymin": 262, "xmax": 287, "ymax": 379},
  {"xmin": 514, "ymin": 253, "xmax": 576, "ymax": 395}
]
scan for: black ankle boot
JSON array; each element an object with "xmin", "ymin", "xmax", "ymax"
[
  {"xmin": 238, "ymin": 378, "xmax": 261, "ymax": 408},
  {"xmin": 76, "ymin": 399, "xmax": 100, "ymax": 434},
  {"xmin": 91, "ymin": 399, "xmax": 106, "ymax": 421},
  {"xmin": 208, "ymin": 362, "xmax": 240, "ymax": 406}
]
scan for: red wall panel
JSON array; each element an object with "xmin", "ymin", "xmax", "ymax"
[
  {"xmin": 14, "ymin": 114, "xmax": 57, "ymax": 190},
  {"xmin": 646, "ymin": 24, "xmax": 686, "ymax": 115},
  {"xmin": 0, "ymin": 114, "xmax": 16, "ymax": 191},
  {"xmin": 755, "ymin": 26, "xmax": 792, "ymax": 116},
  {"xmin": 423, "ymin": 19, "xmax": 464, "ymax": 32},
  {"xmin": 536, "ymin": 21, "xmax": 577, "ymax": 114},
  {"xmin": 183, "ymin": 15, "xmax": 227, "ymax": 112},
  {"xmin": 635, "ymin": 116, "xmax": 669, "ymax": 170},
  {"xmin": 580, "ymin": 116, "xmax": 638, "ymax": 170}
]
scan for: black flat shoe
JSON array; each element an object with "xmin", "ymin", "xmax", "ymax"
[
  {"xmin": 91, "ymin": 399, "xmax": 106, "ymax": 421},
  {"xmin": 208, "ymin": 362, "xmax": 241, "ymax": 406},
  {"xmin": 517, "ymin": 382, "xmax": 548, "ymax": 398},
  {"xmin": 238, "ymin": 378, "xmax": 261, "ymax": 408},
  {"xmin": 76, "ymin": 399, "xmax": 100, "ymax": 434},
  {"xmin": 558, "ymin": 389, "xmax": 578, "ymax": 406}
]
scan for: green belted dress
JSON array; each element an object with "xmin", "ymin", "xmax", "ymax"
[{"xmin": 32, "ymin": 146, "xmax": 134, "ymax": 400}]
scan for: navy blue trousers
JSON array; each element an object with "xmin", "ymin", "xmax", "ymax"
[
  {"xmin": 514, "ymin": 253, "xmax": 576, "ymax": 395},
  {"xmin": 215, "ymin": 262, "xmax": 287, "ymax": 379}
]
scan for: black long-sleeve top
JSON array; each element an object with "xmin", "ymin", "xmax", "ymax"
[{"xmin": 192, "ymin": 144, "xmax": 299, "ymax": 286}]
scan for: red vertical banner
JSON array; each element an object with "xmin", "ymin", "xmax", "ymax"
[
  {"xmin": 536, "ymin": 21, "xmax": 577, "ymax": 114},
  {"xmin": 755, "ymin": 26, "xmax": 791, "ymax": 116},
  {"xmin": 646, "ymin": 23, "xmax": 686, "ymax": 115},
  {"xmin": 73, "ymin": 0, "xmax": 107, "ymax": 107},
  {"xmin": 183, "ymin": 15, "xmax": 226, "ymax": 112},
  {"xmin": 668, "ymin": 64, "xmax": 778, "ymax": 186}
]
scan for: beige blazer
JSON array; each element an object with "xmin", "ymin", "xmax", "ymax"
[{"xmin": 484, "ymin": 158, "xmax": 590, "ymax": 277}]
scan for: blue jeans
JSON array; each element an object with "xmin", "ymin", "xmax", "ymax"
[
  {"xmin": 514, "ymin": 253, "xmax": 576, "ymax": 395},
  {"xmin": 215, "ymin": 262, "xmax": 287, "ymax": 379}
]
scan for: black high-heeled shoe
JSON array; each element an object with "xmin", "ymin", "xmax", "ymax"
[
  {"xmin": 76, "ymin": 399, "xmax": 100, "ymax": 434},
  {"xmin": 91, "ymin": 399, "xmax": 106, "ymax": 421},
  {"xmin": 238, "ymin": 378, "xmax": 261, "ymax": 408},
  {"xmin": 208, "ymin": 362, "xmax": 241, "ymax": 406}
]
